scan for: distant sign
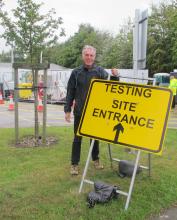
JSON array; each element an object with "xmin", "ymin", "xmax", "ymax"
[{"xmin": 77, "ymin": 80, "xmax": 173, "ymax": 153}]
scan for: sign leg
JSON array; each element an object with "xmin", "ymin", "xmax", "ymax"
[
  {"xmin": 108, "ymin": 143, "xmax": 113, "ymax": 168},
  {"xmin": 125, "ymin": 150, "xmax": 141, "ymax": 210},
  {"xmin": 148, "ymin": 153, "xmax": 151, "ymax": 177},
  {"xmin": 79, "ymin": 139, "xmax": 95, "ymax": 193}
]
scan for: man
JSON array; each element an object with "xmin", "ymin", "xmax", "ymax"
[
  {"xmin": 169, "ymin": 75, "xmax": 177, "ymax": 109},
  {"xmin": 64, "ymin": 45, "xmax": 119, "ymax": 175}
]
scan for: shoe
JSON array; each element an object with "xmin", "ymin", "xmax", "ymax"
[
  {"xmin": 94, "ymin": 160, "xmax": 104, "ymax": 170},
  {"xmin": 70, "ymin": 165, "xmax": 79, "ymax": 175}
]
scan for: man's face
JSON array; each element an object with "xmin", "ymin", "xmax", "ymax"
[{"xmin": 82, "ymin": 48, "xmax": 96, "ymax": 68}]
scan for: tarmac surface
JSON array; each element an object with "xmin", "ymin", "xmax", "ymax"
[
  {"xmin": 168, "ymin": 107, "xmax": 177, "ymax": 129},
  {"xmin": 0, "ymin": 101, "xmax": 73, "ymax": 128},
  {"xmin": 150, "ymin": 206, "xmax": 177, "ymax": 220},
  {"xmin": 0, "ymin": 101, "xmax": 176, "ymax": 129},
  {"xmin": 0, "ymin": 102, "xmax": 177, "ymax": 219}
]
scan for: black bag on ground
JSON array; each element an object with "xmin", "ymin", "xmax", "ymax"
[
  {"xmin": 87, "ymin": 181, "xmax": 119, "ymax": 208},
  {"xmin": 118, "ymin": 160, "xmax": 142, "ymax": 178}
]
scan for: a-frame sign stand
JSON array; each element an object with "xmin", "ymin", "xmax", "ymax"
[
  {"xmin": 79, "ymin": 140, "xmax": 141, "ymax": 210},
  {"xmin": 78, "ymin": 79, "xmax": 172, "ymax": 210}
]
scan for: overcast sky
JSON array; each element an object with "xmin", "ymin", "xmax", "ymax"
[{"xmin": 0, "ymin": 0, "xmax": 161, "ymax": 52}]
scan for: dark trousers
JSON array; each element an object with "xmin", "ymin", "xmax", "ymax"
[
  {"xmin": 71, "ymin": 115, "xmax": 99, "ymax": 165},
  {"xmin": 172, "ymin": 95, "xmax": 176, "ymax": 108}
]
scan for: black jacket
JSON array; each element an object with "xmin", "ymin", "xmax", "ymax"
[{"xmin": 64, "ymin": 64, "xmax": 118, "ymax": 116}]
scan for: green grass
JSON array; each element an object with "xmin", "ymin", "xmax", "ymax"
[{"xmin": 0, "ymin": 127, "xmax": 177, "ymax": 220}]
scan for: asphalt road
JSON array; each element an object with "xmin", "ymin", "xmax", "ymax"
[
  {"xmin": 168, "ymin": 106, "xmax": 177, "ymax": 129},
  {"xmin": 0, "ymin": 101, "xmax": 176, "ymax": 129},
  {"xmin": 150, "ymin": 206, "xmax": 177, "ymax": 220},
  {"xmin": 0, "ymin": 101, "xmax": 73, "ymax": 128}
]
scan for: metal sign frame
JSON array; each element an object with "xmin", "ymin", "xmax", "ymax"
[
  {"xmin": 79, "ymin": 140, "xmax": 142, "ymax": 210},
  {"xmin": 78, "ymin": 78, "xmax": 172, "ymax": 210}
]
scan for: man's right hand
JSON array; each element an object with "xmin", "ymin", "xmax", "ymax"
[{"xmin": 65, "ymin": 112, "xmax": 71, "ymax": 122}]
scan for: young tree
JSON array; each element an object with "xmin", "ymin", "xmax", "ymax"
[{"xmin": 0, "ymin": 0, "xmax": 65, "ymax": 63}]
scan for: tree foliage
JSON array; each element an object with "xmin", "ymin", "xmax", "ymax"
[
  {"xmin": 100, "ymin": 19, "xmax": 133, "ymax": 68},
  {"xmin": 48, "ymin": 0, "xmax": 176, "ymax": 74},
  {"xmin": 47, "ymin": 22, "xmax": 133, "ymax": 69},
  {"xmin": 0, "ymin": 50, "xmax": 11, "ymax": 62},
  {"xmin": 0, "ymin": 0, "xmax": 65, "ymax": 63},
  {"xmin": 47, "ymin": 23, "xmax": 113, "ymax": 68},
  {"xmin": 147, "ymin": 1, "xmax": 177, "ymax": 75}
]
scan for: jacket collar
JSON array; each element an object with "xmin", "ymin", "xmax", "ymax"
[{"xmin": 81, "ymin": 64, "xmax": 96, "ymax": 71}]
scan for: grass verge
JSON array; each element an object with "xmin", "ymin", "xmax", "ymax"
[{"xmin": 0, "ymin": 127, "xmax": 177, "ymax": 220}]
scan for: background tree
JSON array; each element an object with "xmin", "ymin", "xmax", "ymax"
[
  {"xmin": 169, "ymin": 1, "xmax": 177, "ymax": 69},
  {"xmin": 0, "ymin": 0, "xmax": 65, "ymax": 63},
  {"xmin": 100, "ymin": 18, "xmax": 133, "ymax": 68},
  {"xmin": 47, "ymin": 21, "xmax": 133, "ymax": 69},
  {"xmin": 147, "ymin": 1, "xmax": 177, "ymax": 75},
  {"xmin": 46, "ymin": 23, "xmax": 112, "ymax": 68},
  {"xmin": 0, "ymin": 50, "xmax": 11, "ymax": 62}
]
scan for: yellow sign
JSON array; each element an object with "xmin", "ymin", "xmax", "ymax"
[{"xmin": 77, "ymin": 80, "xmax": 173, "ymax": 154}]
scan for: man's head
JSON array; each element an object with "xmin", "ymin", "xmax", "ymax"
[{"xmin": 82, "ymin": 45, "xmax": 96, "ymax": 68}]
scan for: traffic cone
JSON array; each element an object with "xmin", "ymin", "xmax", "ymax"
[
  {"xmin": 0, "ymin": 91, "xmax": 4, "ymax": 104},
  {"xmin": 8, "ymin": 94, "xmax": 14, "ymax": 111},
  {"xmin": 37, "ymin": 94, "xmax": 43, "ymax": 112}
]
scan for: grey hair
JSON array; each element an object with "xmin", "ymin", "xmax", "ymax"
[{"xmin": 82, "ymin": 45, "xmax": 96, "ymax": 55}]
